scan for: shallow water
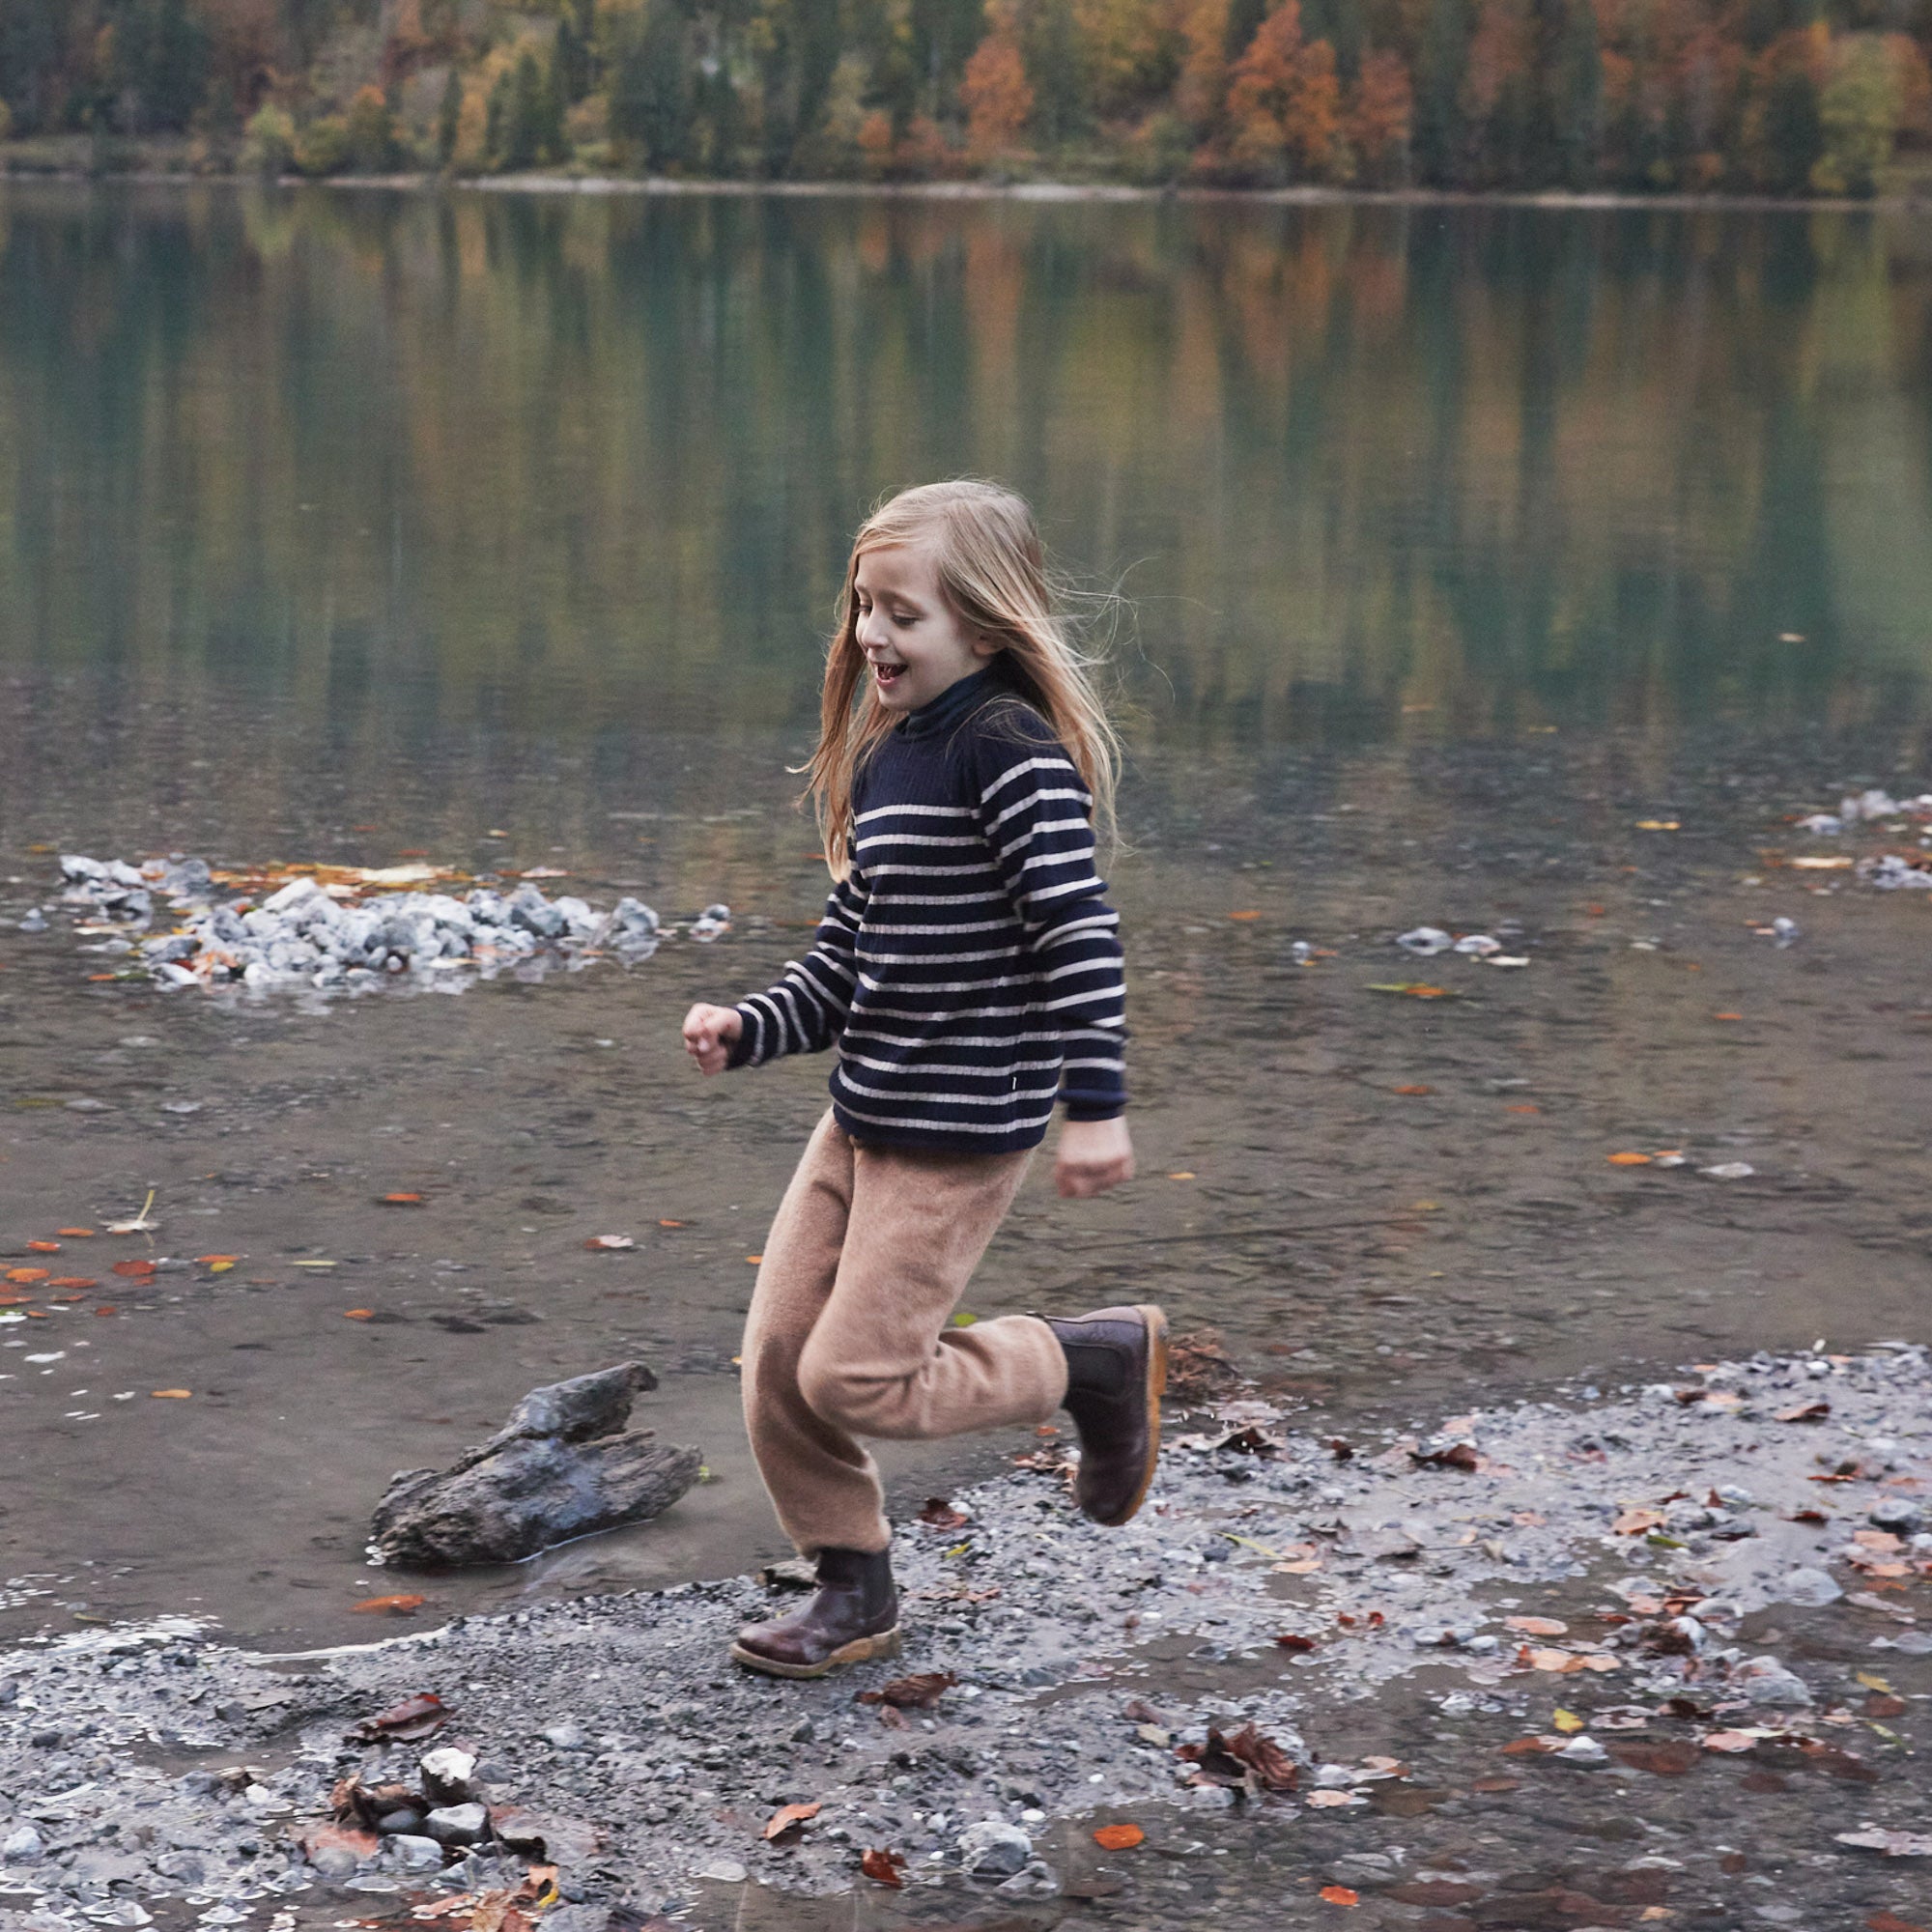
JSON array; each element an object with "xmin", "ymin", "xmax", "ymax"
[{"xmin": 2, "ymin": 184, "xmax": 1931, "ymax": 1650}]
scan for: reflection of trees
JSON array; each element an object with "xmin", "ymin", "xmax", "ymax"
[{"xmin": 0, "ymin": 185, "xmax": 1928, "ymax": 753}]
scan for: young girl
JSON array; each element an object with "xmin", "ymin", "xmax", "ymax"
[{"xmin": 682, "ymin": 480, "xmax": 1166, "ymax": 1680}]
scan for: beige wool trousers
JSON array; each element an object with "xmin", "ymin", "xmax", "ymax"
[{"xmin": 740, "ymin": 1110, "xmax": 1070, "ymax": 1556}]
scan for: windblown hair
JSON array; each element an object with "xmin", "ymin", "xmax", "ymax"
[{"xmin": 805, "ymin": 480, "xmax": 1122, "ymax": 877}]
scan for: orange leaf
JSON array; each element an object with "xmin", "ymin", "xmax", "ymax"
[
  {"xmin": 151, "ymin": 1388, "xmax": 191, "ymax": 1399},
  {"xmin": 1229, "ymin": 910, "xmax": 1262, "ymax": 921},
  {"xmin": 1092, "ymin": 1824, "xmax": 1144, "ymax": 1851},
  {"xmin": 1504, "ymin": 1615, "xmax": 1569, "ymax": 1636},
  {"xmin": 1506, "ymin": 1103, "xmax": 1542, "ymax": 1114},
  {"xmin": 350, "ymin": 1593, "xmax": 427, "ymax": 1615},
  {"xmin": 379, "ymin": 1192, "xmax": 424, "ymax": 1206},
  {"xmin": 658, "ymin": 1218, "xmax": 688, "ymax": 1228},
  {"xmin": 1392, "ymin": 1084, "xmax": 1435, "ymax": 1095},
  {"xmin": 1501, "ymin": 1737, "xmax": 1553, "ymax": 1755},
  {"xmin": 1606, "ymin": 1151, "xmax": 1653, "ymax": 1166},
  {"xmin": 94, "ymin": 1306, "xmax": 117, "ymax": 1317},
  {"xmin": 1320, "ymin": 1887, "xmax": 1359, "ymax": 1907},
  {"xmin": 761, "ymin": 1802, "xmax": 821, "ymax": 1840},
  {"xmin": 5, "ymin": 1268, "xmax": 49, "ymax": 1284},
  {"xmin": 56, "ymin": 1228, "xmax": 96, "ymax": 1237},
  {"xmin": 26, "ymin": 1240, "xmax": 60, "ymax": 1253},
  {"xmin": 195, "ymin": 1254, "xmax": 239, "ymax": 1266},
  {"xmin": 342, "ymin": 1308, "xmax": 376, "ymax": 1321},
  {"xmin": 48, "ymin": 1277, "xmax": 99, "ymax": 1290},
  {"xmin": 859, "ymin": 1848, "xmax": 904, "ymax": 1889},
  {"xmin": 1714, "ymin": 1011, "xmax": 1744, "ymax": 1021},
  {"xmin": 110, "ymin": 1259, "xmax": 156, "ymax": 1279},
  {"xmin": 747, "ymin": 1255, "xmax": 763, "ymax": 1264}
]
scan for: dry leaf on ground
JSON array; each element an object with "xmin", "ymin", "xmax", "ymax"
[
  {"xmin": 1092, "ymin": 1823, "xmax": 1144, "ymax": 1850},
  {"xmin": 859, "ymin": 1847, "xmax": 905, "ymax": 1888}
]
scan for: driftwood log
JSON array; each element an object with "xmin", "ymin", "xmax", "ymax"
[{"xmin": 370, "ymin": 1362, "xmax": 700, "ymax": 1566}]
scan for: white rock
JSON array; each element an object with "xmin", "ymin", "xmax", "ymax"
[
  {"xmin": 693, "ymin": 1859, "xmax": 748, "ymax": 1883},
  {"xmin": 1774, "ymin": 1567, "xmax": 1842, "ymax": 1607},
  {"xmin": 2, "ymin": 1825, "xmax": 43, "ymax": 1861},
  {"xmin": 384, "ymin": 1834, "xmax": 444, "ymax": 1871},
  {"xmin": 956, "ymin": 1820, "xmax": 1032, "ymax": 1876},
  {"xmin": 1396, "ymin": 926, "xmax": 1453, "ymax": 954},
  {"xmin": 421, "ymin": 1803, "xmax": 487, "ymax": 1844}
]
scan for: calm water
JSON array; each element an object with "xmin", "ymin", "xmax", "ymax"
[
  {"xmin": 5, "ymin": 185, "xmax": 1932, "ymax": 749},
  {"xmin": 4, "ymin": 185, "xmax": 1932, "ymax": 1648}
]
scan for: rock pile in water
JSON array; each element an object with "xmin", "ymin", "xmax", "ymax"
[{"xmin": 46, "ymin": 853, "xmax": 709, "ymax": 996}]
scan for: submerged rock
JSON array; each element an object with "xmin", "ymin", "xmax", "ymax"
[{"xmin": 369, "ymin": 1364, "xmax": 701, "ymax": 1567}]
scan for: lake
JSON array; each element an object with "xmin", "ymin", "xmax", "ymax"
[{"xmin": 1, "ymin": 183, "xmax": 1929, "ymax": 1647}]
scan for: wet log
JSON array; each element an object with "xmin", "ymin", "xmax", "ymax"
[{"xmin": 370, "ymin": 1363, "xmax": 700, "ymax": 1566}]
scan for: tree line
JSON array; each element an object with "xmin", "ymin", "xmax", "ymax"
[{"xmin": 3, "ymin": 0, "xmax": 1928, "ymax": 195}]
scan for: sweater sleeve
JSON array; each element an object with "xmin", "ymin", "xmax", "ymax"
[
  {"xmin": 725, "ymin": 863, "xmax": 869, "ymax": 1067},
  {"xmin": 974, "ymin": 714, "xmax": 1128, "ymax": 1121}
]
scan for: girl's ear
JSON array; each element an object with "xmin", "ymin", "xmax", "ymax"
[{"xmin": 971, "ymin": 633, "xmax": 1005, "ymax": 661}]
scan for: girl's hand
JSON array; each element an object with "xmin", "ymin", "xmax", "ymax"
[
  {"xmin": 682, "ymin": 1003, "xmax": 743, "ymax": 1076},
  {"xmin": 1055, "ymin": 1116, "xmax": 1135, "ymax": 1198}
]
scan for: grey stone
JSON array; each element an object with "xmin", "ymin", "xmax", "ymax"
[
  {"xmin": 1773, "ymin": 1567, "xmax": 1842, "ymax": 1607},
  {"xmin": 306, "ymin": 1842, "xmax": 361, "ymax": 1881},
  {"xmin": 383, "ymin": 1835, "xmax": 444, "ymax": 1872},
  {"xmin": 956, "ymin": 1821, "xmax": 1032, "ymax": 1877},
  {"xmin": 1870, "ymin": 1497, "xmax": 1924, "ymax": 1535},
  {"xmin": 2, "ymin": 1827, "xmax": 43, "ymax": 1861},
  {"xmin": 541, "ymin": 1722, "xmax": 587, "ymax": 1752},
  {"xmin": 692, "ymin": 1859, "xmax": 747, "ymax": 1884},
  {"xmin": 370, "ymin": 1365, "xmax": 700, "ymax": 1567},
  {"xmin": 1729, "ymin": 1657, "xmax": 1811, "ymax": 1708},
  {"xmin": 421, "ymin": 1804, "xmax": 487, "ymax": 1846}
]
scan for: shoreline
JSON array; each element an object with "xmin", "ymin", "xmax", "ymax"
[
  {"xmin": 1, "ymin": 1346, "xmax": 1926, "ymax": 1927},
  {"xmin": 1, "ymin": 163, "xmax": 1923, "ymax": 215}
]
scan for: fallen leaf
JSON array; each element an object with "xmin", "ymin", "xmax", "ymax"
[
  {"xmin": 1319, "ymin": 1886, "xmax": 1360, "ymax": 1906},
  {"xmin": 761, "ymin": 1802, "xmax": 821, "ymax": 1842},
  {"xmin": 379, "ymin": 1192, "xmax": 425, "ymax": 1206},
  {"xmin": 1612, "ymin": 1507, "xmax": 1668, "ymax": 1536},
  {"xmin": 1634, "ymin": 819, "xmax": 1681, "ymax": 831},
  {"xmin": 1702, "ymin": 1730, "xmax": 1759, "ymax": 1752},
  {"xmin": 109, "ymin": 1259, "xmax": 155, "ymax": 1279},
  {"xmin": 1606, "ymin": 1151, "xmax": 1654, "ymax": 1166},
  {"xmin": 1501, "ymin": 1737, "xmax": 1554, "ymax": 1755},
  {"xmin": 93, "ymin": 1306, "xmax": 116, "ymax": 1317},
  {"xmin": 917, "ymin": 1497, "xmax": 970, "ymax": 1530},
  {"xmin": 1222, "ymin": 1722, "xmax": 1298, "ymax": 1792},
  {"xmin": 26, "ymin": 1240, "xmax": 60, "ymax": 1253},
  {"xmin": 1776, "ymin": 1401, "xmax": 1831, "ymax": 1423},
  {"xmin": 1167, "ymin": 1170, "xmax": 1196, "ymax": 1180},
  {"xmin": 658, "ymin": 1218, "xmax": 688, "ymax": 1228},
  {"xmin": 1274, "ymin": 1633, "xmax": 1318, "ymax": 1653},
  {"xmin": 1505, "ymin": 1616, "xmax": 1570, "ymax": 1636},
  {"xmin": 1856, "ymin": 1671, "xmax": 1896, "ymax": 1692},
  {"xmin": 1867, "ymin": 1914, "xmax": 1930, "ymax": 1932},
  {"xmin": 342, "ymin": 1308, "xmax": 376, "ymax": 1321},
  {"xmin": 56, "ymin": 1228, "xmax": 96, "ymax": 1237},
  {"xmin": 859, "ymin": 1847, "xmax": 905, "ymax": 1888},
  {"xmin": 1391, "ymin": 1084, "xmax": 1435, "ymax": 1095},
  {"xmin": 856, "ymin": 1671, "xmax": 956, "ymax": 1710},
  {"xmin": 1306, "ymin": 1790, "xmax": 1363, "ymax": 1807},
  {"xmin": 1610, "ymin": 1742, "xmax": 1699, "ymax": 1776},
  {"xmin": 585, "ymin": 1235, "xmax": 635, "ymax": 1250},
  {"xmin": 195, "ymin": 1254, "xmax": 239, "ymax": 1266},
  {"xmin": 350, "ymin": 1593, "xmax": 427, "ymax": 1615},
  {"xmin": 1092, "ymin": 1823, "xmax": 1144, "ymax": 1851},
  {"xmin": 151, "ymin": 1389, "xmax": 191, "ymax": 1399},
  {"xmin": 5, "ymin": 1268, "xmax": 49, "ymax": 1285},
  {"xmin": 1229, "ymin": 910, "xmax": 1262, "ymax": 921},
  {"xmin": 746, "ymin": 1254, "xmax": 763, "ymax": 1264},
  {"xmin": 1411, "ymin": 1440, "xmax": 1480, "ymax": 1472},
  {"xmin": 1714, "ymin": 1011, "xmax": 1744, "ymax": 1021},
  {"xmin": 1552, "ymin": 1709, "xmax": 1585, "ymax": 1734},
  {"xmin": 289, "ymin": 1259, "xmax": 337, "ymax": 1268},
  {"xmin": 1506, "ymin": 1102, "xmax": 1542, "ymax": 1114},
  {"xmin": 1367, "ymin": 982, "xmax": 1455, "ymax": 999},
  {"xmin": 1471, "ymin": 1776, "xmax": 1520, "ymax": 1792},
  {"xmin": 346, "ymin": 1691, "xmax": 447, "ymax": 1744},
  {"xmin": 47, "ymin": 1277, "xmax": 98, "ymax": 1290}
]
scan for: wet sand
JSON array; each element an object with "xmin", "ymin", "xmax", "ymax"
[{"xmin": 4, "ymin": 700, "xmax": 1928, "ymax": 1651}]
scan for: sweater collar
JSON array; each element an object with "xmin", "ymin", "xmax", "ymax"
[{"xmin": 896, "ymin": 663, "xmax": 1004, "ymax": 740}]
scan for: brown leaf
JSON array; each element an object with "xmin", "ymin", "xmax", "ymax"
[
  {"xmin": 857, "ymin": 1670, "xmax": 956, "ymax": 1710},
  {"xmin": 1867, "ymin": 1914, "xmax": 1930, "ymax": 1932},
  {"xmin": 1609, "ymin": 1742, "xmax": 1699, "ymax": 1776},
  {"xmin": 48, "ymin": 1277, "xmax": 99, "ymax": 1290},
  {"xmin": 298, "ymin": 1822, "xmax": 381, "ymax": 1861},
  {"xmin": 1500, "ymin": 1737, "xmax": 1554, "ymax": 1756},
  {"xmin": 874, "ymin": 1703, "xmax": 909, "ymax": 1730},
  {"xmin": 1410, "ymin": 1441, "xmax": 1480, "ymax": 1472},
  {"xmin": 25, "ymin": 1240, "xmax": 60, "ymax": 1253},
  {"xmin": 6, "ymin": 1268, "xmax": 49, "ymax": 1285},
  {"xmin": 1776, "ymin": 1401, "xmax": 1831, "ymax": 1423},
  {"xmin": 761, "ymin": 1802, "xmax": 821, "ymax": 1843},
  {"xmin": 380, "ymin": 1192, "xmax": 425, "ymax": 1206},
  {"xmin": 1503, "ymin": 1616, "xmax": 1569, "ymax": 1636},
  {"xmin": 150, "ymin": 1389, "xmax": 191, "ymax": 1399},
  {"xmin": 346, "ymin": 1691, "xmax": 447, "ymax": 1744},
  {"xmin": 350, "ymin": 1593, "xmax": 427, "ymax": 1615},
  {"xmin": 1222, "ymin": 1722, "xmax": 1298, "ymax": 1793},
  {"xmin": 342, "ymin": 1308, "xmax": 376, "ymax": 1320},
  {"xmin": 1092, "ymin": 1823, "xmax": 1144, "ymax": 1850},
  {"xmin": 918, "ymin": 1497, "xmax": 970, "ymax": 1530},
  {"xmin": 110, "ymin": 1259, "xmax": 155, "ymax": 1279},
  {"xmin": 1391, "ymin": 1084, "xmax": 1435, "ymax": 1095},
  {"xmin": 1274, "ymin": 1633, "xmax": 1318, "ymax": 1652},
  {"xmin": 859, "ymin": 1848, "xmax": 905, "ymax": 1889},
  {"xmin": 56, "ymin": 1228, "xmax": 95, "ymax": 1237}
]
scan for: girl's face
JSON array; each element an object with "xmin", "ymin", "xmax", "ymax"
[{"xmin": 853, "ymin": 542, "xmax": 1000, "ymax": 715}]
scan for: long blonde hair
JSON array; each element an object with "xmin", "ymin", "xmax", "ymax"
[{"xmin": 805, "ymin": 480, "xmax": 1121, "ymax": 877}]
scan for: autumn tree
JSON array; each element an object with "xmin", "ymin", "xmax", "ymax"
[
  {"xmin": 1816, "ymin": 31, "xmax": 1899, "ymax": 194},
  {"xmin": 962, "ymin": 25, "xmax": 1035, "ymax": 156},
  {"xmin": 1348, "ymin": 45, "xmax": 1410, "ymax": 183},
  {"xmin": 1223, "ymin": 0, "xmax": 1342, "ymax": 179}
]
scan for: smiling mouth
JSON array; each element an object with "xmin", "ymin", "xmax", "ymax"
[{"xmin": 872, "ymin": 662, "xmax": 906, "ymax": 688}]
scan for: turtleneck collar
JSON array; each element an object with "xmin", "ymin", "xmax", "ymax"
[{"xmin": 895, "ymin": 662, "xmax": 1005, "ymax": 740}]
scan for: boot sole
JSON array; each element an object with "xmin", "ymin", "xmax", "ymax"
[
  {"xmin": 727, "ymin": 1625, "xmax": 901, "ymax": 1680},
  {"xmin": 1092, "ymin": 1303, "xmax": 1168, "ymax": 1527}
]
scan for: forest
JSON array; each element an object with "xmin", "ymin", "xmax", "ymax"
[{"xmin": 1, "ymin": 0, "xmax": 1929, "ymax": 194}]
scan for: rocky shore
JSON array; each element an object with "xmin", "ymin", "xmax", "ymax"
[{"xmin": 2, "ymin": 1347, "xmax": 1928, "ymax": 1929}]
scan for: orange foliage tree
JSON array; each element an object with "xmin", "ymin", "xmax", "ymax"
[
  {"xmin": 961, "ymin": 28, "xmax": 1035, "ymax": 157},
  {"xmin": 1349, "ymin": 48, "xmax": 1412, "ymax": 184},
  {"xmin": 1222, "ymin": 0, "xmax": 1344, "ymax": 180}
]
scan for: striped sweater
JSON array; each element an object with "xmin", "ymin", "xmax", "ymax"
[{"xmin": 726, "ymin": 664, "xmax": 1127, "ymax": 1153}]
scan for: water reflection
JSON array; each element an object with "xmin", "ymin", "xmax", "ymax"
[{"xmin": 2, "ymin": 185, "xmax": 1930, "ymax": 757}]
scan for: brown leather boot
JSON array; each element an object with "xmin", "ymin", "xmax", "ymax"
[
  {"xmin": 729, "ymin": 1547, "xmax": 900, "ymax": 1679},
  {"xmin": 1041, "ymin": 1303, "xmax": 1168, "ymax": 1526}
]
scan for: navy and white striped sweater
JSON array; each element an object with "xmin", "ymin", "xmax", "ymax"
[{"xmin": 726, "ymin": 665, "xmax": 1127, "ymax": 1153}]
